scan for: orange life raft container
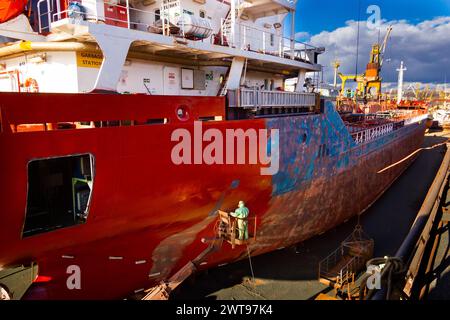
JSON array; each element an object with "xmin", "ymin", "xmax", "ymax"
[{"xmin": 0, "ymin": 0, "xmax": 28, "ymax": 24}]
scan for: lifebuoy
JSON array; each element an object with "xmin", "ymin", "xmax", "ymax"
[{"xmin": 24, "ymin": 77, "xmax": 39, "ymax": 93}]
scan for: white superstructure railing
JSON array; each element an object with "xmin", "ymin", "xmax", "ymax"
[
  {"xmin": 37, "ymin": 0, "xmax": 319, "ymax": 63},
  {"xmin": 228, "ymin": 89, "xmax": 317, "ymax": 109},
  {"xmin": 220, "ymin": 18, "xmax": 318, "ymax": 62}
]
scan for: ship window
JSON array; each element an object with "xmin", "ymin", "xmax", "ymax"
[
  {"xmin": 199, "ymin": 10, "xmax": 206, "ymax": 18},
  {"xmin": 155, "ymin": 9, "xmax": 160, "ymax": 21},
  {"xmin": 270, "ymin": 34, "xmax": 274, "ymax": 46},
  {"xmin": 23, "ymin": 154, "xmax": 94, "ymax": 238}
]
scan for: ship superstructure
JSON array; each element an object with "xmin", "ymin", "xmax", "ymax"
[{"xmin": 0, "ymin": 0, "xmax": 323, "ymax": 103}]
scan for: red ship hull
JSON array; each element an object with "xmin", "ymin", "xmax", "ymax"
[{"xmin": 0, "ymin": 92, "xmax": 426, "ymax": 299}]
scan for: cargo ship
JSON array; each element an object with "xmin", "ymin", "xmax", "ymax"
[{"xmin": 0, "ymin": 0, "xmax": 427, "ymax": 300}]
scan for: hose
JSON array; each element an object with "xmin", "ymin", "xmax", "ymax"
[{"xmin": 364, "ymin": 256, "xmax": 406, "ymax": 300}]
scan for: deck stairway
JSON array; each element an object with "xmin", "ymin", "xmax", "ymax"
[
  {"xmin": 318, "ymin": 226, "xmax": 374, "ymax": 299},
  {"xmin": 221, "ymin": 1, "xmax": 246, "ymax": 48},
  {"xmin": 220, "ymin": 0, "xmax": 295, "ymax": 47}
]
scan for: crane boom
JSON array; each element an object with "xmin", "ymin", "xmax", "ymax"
[{"xmin": 380, "ymin": 26, "xmax": 393, "ymax": 68}]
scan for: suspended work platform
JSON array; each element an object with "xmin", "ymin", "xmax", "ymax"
[{"xmin": 141, "ymin": 209, "xmax": 256, "ymax": 300}]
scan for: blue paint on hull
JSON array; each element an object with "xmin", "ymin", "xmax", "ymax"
[{"xmin": 267, "ymin": 101, "xmax": 425, "ymax": 197}]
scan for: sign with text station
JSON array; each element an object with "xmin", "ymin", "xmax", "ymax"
[{"xmin": 76, "ymin": 52, "xmax": 104, "ymax": 69}]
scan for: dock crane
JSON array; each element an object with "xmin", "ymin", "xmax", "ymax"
[
  {"xmin": 405, "ymin": 83, "xmax": 421, "ymax": 100},
  {"xmin": 338, "ymin": 26, "xmax": 393, "ymax": 100}
]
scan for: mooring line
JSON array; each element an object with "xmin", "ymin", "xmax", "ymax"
[
  {"xmin": 377, "ymin": 141, "xmax": 448, "ymax": 174},
  {"xmin": 246, "ymin": 244, "xmax": 255, "ymax": 283}
]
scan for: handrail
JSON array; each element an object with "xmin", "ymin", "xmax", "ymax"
[
  {"xmin": 37, "ymin": 0, "xmax": 52, "ymax": 33},
  {"xmin": 37, "ymin": 0, "xmax": 318, "ymax": 63},
  {"xmin": 228, "ymin": 89, "xmax": 317, "ymax": 109},
  {"xmin": 221, "ymin": 20, "xmax": 318, "ymax": 61},
  {"xmin": 319, "ymin": 232, "xmax": 374, "ymax": 283},
  {"xmin": 351, "ymin": 123, "xmax": 394, "ymax": 145}
]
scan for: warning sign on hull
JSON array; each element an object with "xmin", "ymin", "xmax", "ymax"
[{"xmin": 76, "ymin": 52, "xmax": 103, "ymax": 68}]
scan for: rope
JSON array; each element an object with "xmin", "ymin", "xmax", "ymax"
[
  {"xmin": 365, "ymin": 256, "xmax": 406, "ymax": 300},
  {"xmin": 246, "ymin": 244, "xmax": 255, "ymax": 283},
  {"xmin": 355, "ymin": 0, "xmax": 362, "ymax": 76},
  {"xmin": 377, "ymin": 141, "xmax": 448, "ymax": 174},
  {"xmin": 242, "ymin": 244, "xmax": 269, "ymax": 300}
]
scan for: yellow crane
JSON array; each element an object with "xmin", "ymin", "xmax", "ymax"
[
  {"xmin": 332, "ymin": 60, "xmax": 341, "ymax": 88},
  {"xmin": 415, "ymin": 83, "xmax": 421, "ymax": 99},
  {"xmin": 338, "ymin": 26, "xmax": 393, "ymax": 99}
]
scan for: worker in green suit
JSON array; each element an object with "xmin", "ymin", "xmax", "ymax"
[{"xmin": 231, "ymin": 201, "xmax": 249, "ymax": 240}]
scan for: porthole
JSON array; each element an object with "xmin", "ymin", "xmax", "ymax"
[{"xmin": 176, "ymin": 105, "xmax": 190, "ymax": 121}]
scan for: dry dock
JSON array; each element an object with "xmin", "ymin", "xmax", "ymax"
[
  {"xmin": 427, "ymin": 216, "xmax": 450, "ymax": 299},
  {"xmin": 173, "ymin": 131, "xmax": 449, "ymax": 300}
]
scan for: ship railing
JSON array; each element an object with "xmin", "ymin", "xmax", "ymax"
[
  {"xmin": 37, "ymin": 0, "xmax": 55, "ymax": 33},
  {"xmin": 227, "ymin": 88, "xmax": 317, "ymax": 109},
  {"xmin": 37, "ymin": 0, "xmax": 319, "ymax": 64},
  {"xmin": 351, "ymin": 123, "xmax": 394, "ymax": 145},
  {"xmin": 41, "ymin": 1, "xmax": 202, "ymax": 38},
  {"xmin": 46, "ymin": 0, "xmax": 161, "ymax": 33},
  {"xmin": 220, "ymin": 20, "xmax": 319, "ymax": 63}
]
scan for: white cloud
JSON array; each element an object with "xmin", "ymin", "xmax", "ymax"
[
  {"xmin": 295, "ymin": 31, "xmax": 310, "ymax": 41},
  {"xmin": 308, "ymin": 17, "xmax": 450, "ymax": 86}
]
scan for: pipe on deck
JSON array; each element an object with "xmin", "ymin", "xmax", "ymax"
[{"xmin": 0, "ymin": 41, "xmax": 99, "ymax": 56}]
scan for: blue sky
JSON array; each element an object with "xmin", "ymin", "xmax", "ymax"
[
  {"xmin": 295, "ymin": 0, "xmax": 450, "ymax": 36},
  {"xmin": 290, "ymin": 0, "xmax": 450, "ymax": 84}
]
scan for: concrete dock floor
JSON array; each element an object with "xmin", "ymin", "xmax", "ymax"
[{"xmin": 173, "ymin": 132, "xmax": 449, "ymax": 300}]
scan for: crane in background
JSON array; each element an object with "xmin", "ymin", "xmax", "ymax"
[
  {"xmin": 333, "ymin": 60, "xmax": 341, "ymax": 88},
  {"xmin": 337, "ymin": 26, "xmax": 393, "ymax": 100}
]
